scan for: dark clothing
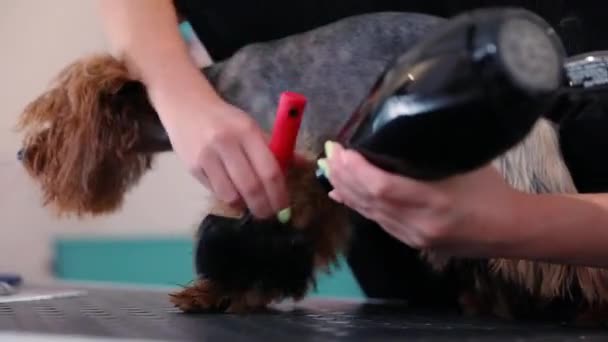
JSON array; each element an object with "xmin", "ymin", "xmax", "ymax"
[
  {"xmin": 174, "ymin": 0, "xmax": 607, "ymax": 60},
  {"xmin": 173, "ymin": 0, "xmax": 608, "ymax": 302}
]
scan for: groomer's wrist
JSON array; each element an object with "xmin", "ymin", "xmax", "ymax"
[
  {"xmin": 486, "ymin": 190, "xmax": 541, "ymax": 257},
  {"xmin": 460, "ymin": 186, "xmax": 529, "ymax": 259},
  {"xmin": 144, "ymin": 62, "xmax": 226, "ymax": 122},
  {"xmin": 145, "ymin": 58, "xmax": 215, "ymax": 99}
]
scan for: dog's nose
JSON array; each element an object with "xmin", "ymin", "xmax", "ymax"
[{"xmin": 17, "ymin": 149, "xmax": 24, "ymax": 161}]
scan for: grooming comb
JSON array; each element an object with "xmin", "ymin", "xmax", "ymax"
[{"xmin": 240, "ymin": 91, "xmax": 307, "ymax": 223}]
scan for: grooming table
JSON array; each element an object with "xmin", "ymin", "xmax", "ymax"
[{"xmin": 0, "ymin": 283, "xmax": 606, "ymax": 341}]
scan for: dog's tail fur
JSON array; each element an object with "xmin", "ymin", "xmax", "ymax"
[{"xmin": 16, "ymin": 54, "xmax": 171, "ymax": 217}]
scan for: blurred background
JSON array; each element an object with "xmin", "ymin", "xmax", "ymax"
[{"xmin": 0, "ymin": 0, "xmax": 362, "ymax": 298}]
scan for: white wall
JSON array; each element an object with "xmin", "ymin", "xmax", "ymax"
[{"xmin": 0, "ymin": 0, "xmax": 213, "ymax": 282}]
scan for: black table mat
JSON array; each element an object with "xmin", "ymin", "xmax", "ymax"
[{"xmin": 0, "ymin": 285, "xmax": 606, "ymax": 341}]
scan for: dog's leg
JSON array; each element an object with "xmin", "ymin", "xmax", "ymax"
[{"xmin": 171, "ymin": 156, "xmax": 353, "ymax": 313}]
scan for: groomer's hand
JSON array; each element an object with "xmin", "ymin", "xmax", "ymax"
[
  {"xmin": 323, "ymin": 141, "xmax": 521, "ymax": 255},
  {"xmin": 157, "ymin": 91, "xmax": 289, "ymax": 219},
  {"xmin": 97, "ymin": 0, "xmax": 288, "ymax": 218}
]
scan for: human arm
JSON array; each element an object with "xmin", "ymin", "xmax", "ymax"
[
  {"xmin": 500, "ymin": 192, "xmax": 608, "ymax": 268},
  {"xmin": 96, "ymin": 0, "xmax": 288, "ymax": 218},
  {"xmin": 322, "ymin": 141, "xmax": 608, "ymax": 268}
]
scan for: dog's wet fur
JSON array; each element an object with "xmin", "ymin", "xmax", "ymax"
[{"xmin": 15, "ymin": 11, "xmax": 608, "ymax": 324}]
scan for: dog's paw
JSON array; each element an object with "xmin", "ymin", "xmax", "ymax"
[
  {"xmin": 169, "ymin": 279, "xmax": 231, "ymax": 313},
  {"xmin": 169, "ymin": 279, "xmax": 284, "ymax": 314}
]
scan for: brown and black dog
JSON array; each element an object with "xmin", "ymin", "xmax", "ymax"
[{"xmin": 15, "ymin": 10, "xmax": 608, "ymax": 324}]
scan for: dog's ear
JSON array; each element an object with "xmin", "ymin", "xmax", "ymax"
[{"xmin": 109, "ymin": 80, "xmax": 173, "ymax": 153}]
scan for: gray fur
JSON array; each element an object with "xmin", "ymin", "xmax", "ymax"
[
  {"xmin": 203, "ymin": 12, "xmax": 445, "ymax": 153},
  {"xmin": 202, "ymin": 11, "xmax": 576, "ymax": 194}
]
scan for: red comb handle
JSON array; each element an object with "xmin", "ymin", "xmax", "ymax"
[{"xmin": 269, "ymin": 91, "xmax": 307, "ymax": 172}]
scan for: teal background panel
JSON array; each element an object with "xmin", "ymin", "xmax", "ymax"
[{"xmin": 53, "ymin": 237, "xmax": 365, "ymax": 299}]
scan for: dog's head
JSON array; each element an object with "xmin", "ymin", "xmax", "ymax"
[{"xmin": 16, "ymin": 54, "xmax": 171, "ymax": 216}]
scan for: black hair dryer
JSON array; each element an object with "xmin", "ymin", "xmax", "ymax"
[{"xmin": 316, "ymin": 7, "xmax": 567, "ymax": 187}]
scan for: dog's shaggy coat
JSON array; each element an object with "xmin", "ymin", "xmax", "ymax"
[{"xmin": 15, "ymin": 11, "xmax": 608, "ymax": 324}]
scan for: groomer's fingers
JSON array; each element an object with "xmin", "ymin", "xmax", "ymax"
[
  {"xmin": 327, "ymin": 164, "xmax": 375, "ymax": 212},
  {"xmin": 194, "ymin": 167, "xmax": 248, "ymax": 210},
  {"xmin": 325, "ymin": 145, "xmax": 379, "ymax": 211},
  {"xmin": 242, "ymin": 133, "xmax": 289, "ymax": 212},
  {"xmin": 375, "ymin": 215, "xmax": 420, "ymax": 247},
  {"xmin": 217, "ymin": 142, "xmax": 274, "ymax": 218},
  {"xmin": 192, "ymin": 169, "xmax": 210, "ymax": 188},
  {"xmin": 331, "ymin": 143, "xmax": 432, "ymax": 206},
  {"xmin": 198, "ymin": 151, "xmax": 241, "ymax": 206},
  {"xmin": 328, "ymin": 190, "xmax": 343, "ymax": 203}
]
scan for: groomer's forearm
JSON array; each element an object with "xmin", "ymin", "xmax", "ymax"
[
  {"xmin": 499, "ymin": 192, "xmax": 608, "ymax": 268},
  {"xmin": 97, "ymin": 0, "xmax": 222, "ymax": 115}
]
